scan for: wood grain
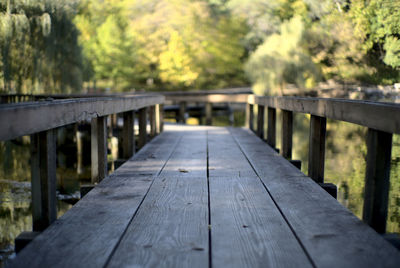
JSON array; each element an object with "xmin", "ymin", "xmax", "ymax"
[
  {"xmin": 230, "ymin": 127, "xmax": 400, "ymax": 268},
  {"xmin": 9, "ymin": 130, "xmax": 182, "ymax": 268},
  {"xmin": 208, "ymin": 128, "xmax": 312, "ymax": 267},
  {"xmin": 0, "ymin": 95, "xmax": 164, "ymax": 141},
  {"xmin": 107, "ymin": 127, "xmax": 209, "ymax": 268},
  {"xmin": 250, "ymin": 95, "xmax": 400, "ymax": 134}
]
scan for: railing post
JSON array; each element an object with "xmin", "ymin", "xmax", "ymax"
[
  {"xmin": 159, "ymin": 104, "xmax": 164, "ymax": 132},
  {"xmin": 123, "ymin": 110, "xmax": 135, "ymax": 159},
  {"xmin": 91, "ymin": 116, "xmax": 108, "ymax": 183},
  {"xmin": 149, "ymin": 105, "xmax": 156, "ymax": 137},
  {"xmin": 138, "ymin": 107, "xmax": 148, "ymax": 149},
  {"xmin": 30, "ymin": 129, "xmax": 57, "ymax": 231},
  {"xmin": 308, "ymin": 115, "xmax": 326, "ymax": 183},
  {"xmin": 256, "ymin": 104, "xmax": 265, "ymax": 139},
  {"xmin": 206, "ymin": 102, "xmax": 212, "ymax": 126},
  {"xmin": 245, "ymin": 103, "xmax": 254, "ymax": 131},
  {"xmin": 281, "ymin": 110, "xmax": 293, "ymax": 159},
  {"xmin": 179, "ymin": 102, "xmax": 186, "ymax": 123},
  {"xmin": 267, "ymin": 107, "xmax": 276, "ymax": 148},
  {"xmin": 155, "ymin": 104, "xmax": 162, "ymax": 134},
  {"xmin": 362, "ymin": 128, "xmax": 392, "ymax": 233}
]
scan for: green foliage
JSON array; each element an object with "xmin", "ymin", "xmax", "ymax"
[
  {"xmin": 245, "ymin": 17, "xmax": 321, "ymax": 95},
  {"xmin": 0, "ymin": 0, "xmax": 83, "ymax": 93}
]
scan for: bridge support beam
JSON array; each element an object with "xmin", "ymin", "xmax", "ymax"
[{"xmin": 363, "ymin": 128, "xmax": 392, "ymax": 233}]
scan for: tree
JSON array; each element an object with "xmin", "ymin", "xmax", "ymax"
[{"xmin": 0, "ymin": 0, "xmax": 83, "ymax": 93}]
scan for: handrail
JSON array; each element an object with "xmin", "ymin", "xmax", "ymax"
[
  {"xmin": 0, "ymin": 94, "xmax": 164, "ymax": 233},
  {"xmin": 247, "ymin": 94, "xmax": 400, "ymax": 234},
  {"xmin": 0, "ymin": 94, "xmax": 164, "ymax": 141},
  {"xmin": 248, "ymin": 95, "xmax": 400, "ymax": 134}
]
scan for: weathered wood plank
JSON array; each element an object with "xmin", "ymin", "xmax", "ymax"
[
  {"xmin": 107, "ymin": 127, "xmax": 208, "ymax": 267},
  {"xmin": 30, "ymin": 129, "xmax": 57, "ymax": 231},
  {"xmin": 230, "ymin": 127, "xmax": 400, "ymax": 267},
  {"xmin": 0, "ymin": 95, "xmax": 164, "ymax": 141},
  {"xmin": 250, "ymin": 95, "xmax": 400, "ymax": 134},
  {"xmin": 363, "ymin": 128, "xmax": 392, "ymax": 233},
  {"xmin": 9, "ymin": 130, "xmax": 182, "ymax": 268},
  {"xmin": 308, "ymin": 115, "xmax": 326, "ymax": 183},
  {"xmin": 208, "ymin": 128, "xmax": 312, "ymax": 268}
]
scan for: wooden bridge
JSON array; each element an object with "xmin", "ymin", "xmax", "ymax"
[{"xmin": 1, "ymin": 91, "xmax": 400, "ymax": 267}]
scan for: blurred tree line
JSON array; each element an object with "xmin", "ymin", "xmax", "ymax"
[{"xmin": 1, "ymin": 0, "xmax": 399, "ymax": 94}]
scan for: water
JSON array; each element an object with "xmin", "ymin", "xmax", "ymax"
[{"xmin": 0, "ymin": 107, "xmax": 399, "ymax": 266}]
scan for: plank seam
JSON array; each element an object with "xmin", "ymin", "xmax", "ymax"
[
  {"xmin": 206, "ymin": 130, "xmax": 213, "ymax": 268},
  {"xmin": 228, "ymin": 127, "xmax": 317, "ymax": 268},
  {"xmin": 103, "ymin": 133, "xmax": 185, "ymax": 268}
]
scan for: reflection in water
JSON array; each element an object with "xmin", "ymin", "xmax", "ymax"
[
  {"xmin": 0, "ymin": 110, "xmax": 399, "ymax": 266},
  {"xmin": 289, "ymin": 114, "xmax": 400, "ymax": 233}
]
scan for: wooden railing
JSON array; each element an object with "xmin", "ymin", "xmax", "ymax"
[
  {"xmin": 0, "ymin": 95, "xmax": 164, "ymax": 232},
  {"xmin": 1, "ymin": 90, "xmax": 399, "ymax": 235},
  {"xmin": 247, "ymin": 95, "xmax": 400, "ymax": 233}
]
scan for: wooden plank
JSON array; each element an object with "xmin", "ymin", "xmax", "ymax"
[
  {"xmin": 30, "ymin": 129, "xmax": 57, "ymax": 231},
  {"xmin": 138, "ymin": 107, "xmax": 147, "ymax": 149},
  {"xmin": 91, "ymin": 116, "xmax": 108, "ymax": 183},
  {"xmin": 362, "ymin": 128, "xmax": 392, "ymax": 233},
  {"xmin": 122, "ymin": 110, "xmax": 135, "ymax": 159},
  {"xmin": 107, "ymin": 126, "xmax": 208, "ymax": 267},
  {"xmin": 208, "ymin": 128, "xmax": 312, "ymax": 267},
  {"xmin": 267, "ymin": 107, "xmax": 276, "ymax": 148},
  {"xmin": 252, "ymin": 96, "xmax": 400, "ymax": 134},
  {"xmin": 308, "ymin": 115, "xmax": 326, "ymax": 183},
  {"xmin": 256, "ymin": 104, "xmax": 264, "ymax": 139},
  {"xmin": 9, "ymin": 129, "xmax": 183, "ymax": 268},
  {"xmin": 230, "ymin": 127, "xmax": 400, "ymax": 267},
  {"xmin": 281, "ymin": 110, "xmax": 293, "ymax": 159},
  {"xmin": 0, "ymin": 95, "xmax": 164, "ymax": 141},
  {"xmin": 245, "ymin": 103, "xmax": 254, "ymax": 131}
]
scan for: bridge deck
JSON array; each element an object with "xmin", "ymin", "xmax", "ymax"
[{"xmin": 9, "ymin": 124, "xmax": 400, "ymax": 267}]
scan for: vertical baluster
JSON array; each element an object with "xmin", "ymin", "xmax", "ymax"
[
  {"xmin": 31, "ymin": 129, "xmax": 57, "ymax": 231},
  {"xmin": 149, "ymin": 105, "xmax": 156, "ymax": 137},
  {"xmin": 179, "ymin": 102, "xmax": 186, "ymax": 123},
  {"xmin": 91, "ymin": 116, "xmax": 108, "ymax": 183},
  {"xmin": 281, "ymin": 110, "xmax": 293, "ymax": 159},
  {"xmin": 206, "ymin": 102, "xmax": 212, "ymax": 126},
  {"xmin": 138, "ymin": 107, "xmax": 148, "ymax": 149},
  {"xmin": 267, "ymin": 107, "xmax": 276, "ymax": 148},
  {"xmin": 123, "ymin": 110, "xmax": 135, "ymax": 159},
  {"xmin": 308, "ymin": 115, "xmax": 327, "ymax": 183},
  {"xmin": 363, "ymin": 128, "xmax": 392, "ymax": 233},
  {"xmin": 257, "ymin": 104, "xmax": 265, "ymax": 139}
]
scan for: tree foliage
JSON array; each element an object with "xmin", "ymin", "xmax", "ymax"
[
  {"xmin": 1, "ymin": 0, "xmax": 399, "ymax": 94},
  {"xmin": 0, "ymin": 0, "xmax": 83, "ymax": 93}
]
